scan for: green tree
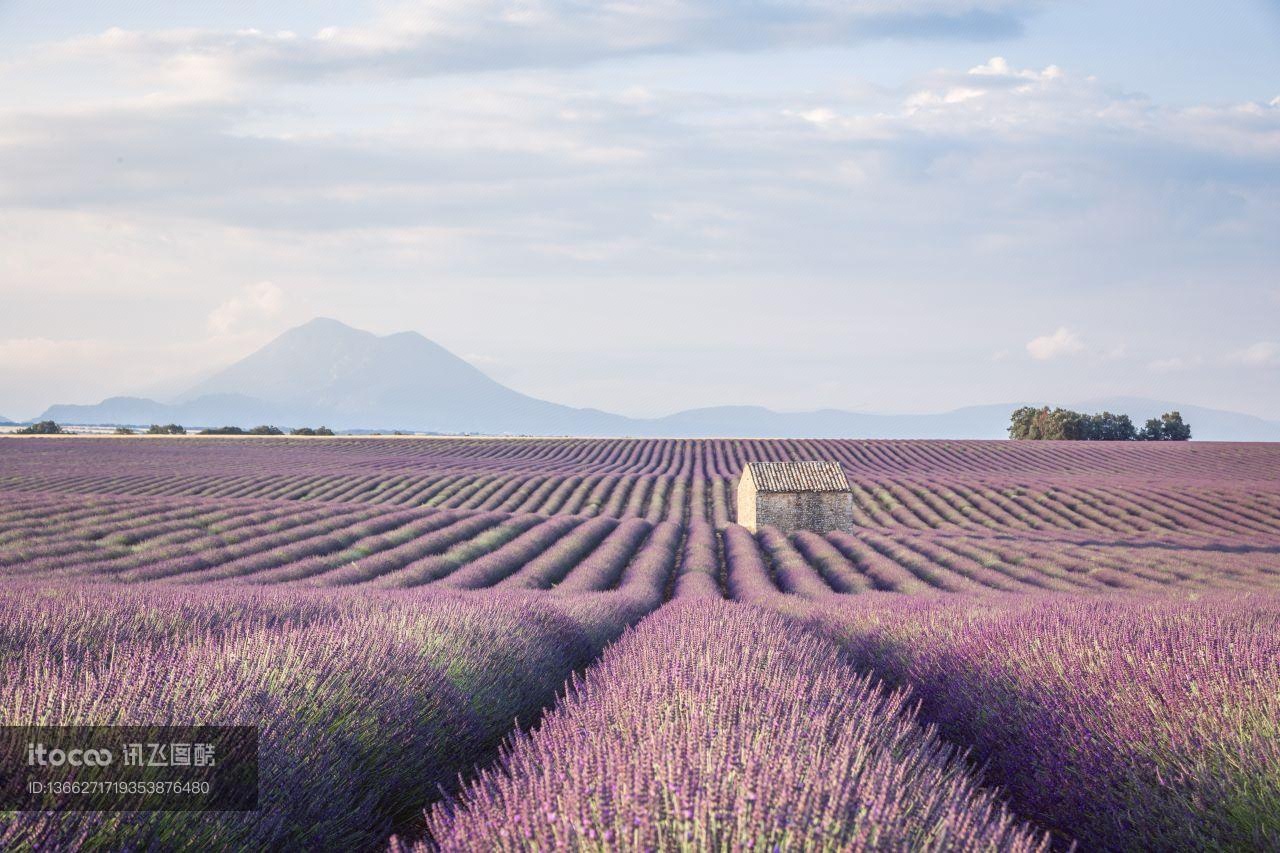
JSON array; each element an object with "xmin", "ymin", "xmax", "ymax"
[
  {"xmin": 1141, "ymin": 411, "xmax": 1191, "ymax": 441},
  {"xmin": 1161, "ymin": 411, "xmax": 1191, "ymax": 441},
  {"xmin": 1082, "ymin": 412, "xmax": 1137, "ymax": 441},
  {"xmin": 147, "ymin": 424, "xmax": 186, "ymax": 435},
  {"xmin": 290, "ymin": 426, "xmax": 334, "ymax": 436},
  {"xmin": 1011, "ymin": 408, "xmax": 1148, "ymax": 441},
  {"xmin": 247, "ymin": 425, "xmax": 283, "ymax": 435},
  {"xmin": 1016, "ymin": 407, "xmax": 1087, "ymax": 440},
  {"xmin": 16, "ymin": 420, "xmax": 63, "ymax": 435},
  {"xmin": 1008, "ymin": 406, "xmax": 1040, "ymax": 439},
  {"xmin": 113, "ymin": 427, "xmax": 136, "ymax": 435}
]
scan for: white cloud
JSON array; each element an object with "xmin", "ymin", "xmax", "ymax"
[
  {"xmin": 900, "ymin": 57, "xmax": 1086, "ymax": 120},
  {"xmin": 1026, "ymin": 327, "xmax": 1085, "ymax": 360},
  {"xmin": 1148, "ymin": 355, "xmax": 1203, "ymax": 372},
  {"xmin": 905, "ymin": 85, "xmax": 987, "ymax": 109},
  {"xmin": 968, "ymin": 56, "xmax": 1062, "ymax": 80},
  {"xmin": 796, "ymin": 107, "xmax": 838, "ymax": 125},
  {"xmin": 968, "ymin": 56, "xmax": 1013, "ymax": 76},
  {"xmin": 207, "ymin": 282, "xmax": 285, "ymax": 335},
  {"xmin": 1227, "ymin": 341, "xmax": 1280, "ymax": 366},
  {"xmin": 14, "ymin": 2, "xmax": 1045, "ymax": 94},
  {"xmin": 0, "ymin": 329, "xmax": 286, "ymax": 418},
  {"xmin": 1, "ymin": 9, "xmax": 1277, "ymax": 421}
]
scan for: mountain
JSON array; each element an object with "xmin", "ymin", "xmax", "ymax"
[
  {"xmin": 39, "ymin": 394, "xmax": 288, "ymax": 430},
  {"xmin": 44, "ymin": 319, "xmax": 632, "ymax": 435},
  {"xmin": 37, "ymin": 319, "xmax": 1280, "ymax": 440},
  {"xmin": 1073, "ymin": 397, "xmax": 1280, "ymax": 443},
  {"xmin": 642, "ymin": 401, "xmax": 1280, "ymax": 441},
  {"xmin": 0, "ymin": 415, "xmax": 11, "ymax": 425}
]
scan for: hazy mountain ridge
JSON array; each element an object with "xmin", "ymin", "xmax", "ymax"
[{"xmin": 32, "ymin": 319, "xmax": 1280, "ymax": 441}]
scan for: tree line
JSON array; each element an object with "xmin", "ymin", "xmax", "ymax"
[
  {"xmin": 1009, "ymin": 407, "xmax": 1191, "ymax": 441},
  {"xmin": 15, "ymin": 420, "xmax": 64, "ymax": 435},
  {"xmin": 13, "ymin": 422, "xmax": 335, "ymax": 436},
  {"xmin": 196, "ymin": 425, "xmax": 334, "ymax": 435}
]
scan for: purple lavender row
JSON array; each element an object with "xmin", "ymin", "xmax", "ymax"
[
  {"xmin": 438, "ymin": 516, "xmax": 583, "ymax": 589},
  {"xmin": 671, "ymin": 519, "xmax": 721, "ymax": 599},
  {"xmin": 6, "ymin": 439, "xmax": 1280, "ymax": 538},
  {"xmin": 4, "ymin": 503, "xmax": 343, "ymax": 578},
  {"xmin": 552, "ymin": 518, "xmax": 653, "ymax": 593},
  {"xmin": 0, "ymin": 581, "xmax": 660, "ymax": 850},
  {"xmin": 372, "ymin": 514, "xmax": 545, "ymax": 588},
  {"xmin": 238, "ymin": 511, "xmax": 470, "ymax": 585},
  {"xmin": 410, "ymin": 600, "xmax": 1046, "ymax": 851},
  {"xmin": 7, "ymin": 493, "xmax": 1277, "ymax": 595},
  {"xmin": 132, "ymin": 507, "xmax": 389, "ymax": 583},
  {"xmin": 5, "ymin": 502, "xmax": 370, "ymax": 582},
  {"xmin": 309, "ymin": 512, "xmax": 499, "ymax": 586},
  {"xmin": 795, "ymin": 591, "xmax": 1280, "ymax": 850},
  {"xmin": 498, "ymin": 516, "xmax": 620, "ymax": 589},
  {"xmin": 8, "ymin": 434, "xmax": 1279, "ymax": 482}
]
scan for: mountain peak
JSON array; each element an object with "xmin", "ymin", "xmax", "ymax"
[
  {"xmin": 282, "ymin": 316, "xmax": 372, "ymax": 339},
  {"xmin": 30, "ymin": 319, "xmax": 1280, "ymax": 440},
  {"xmin": 156, "ymin": 317, "xmax": 610, "ymax": 433},
  {"xmin": 278, "ymin": 318, "xmax": 440, "ymax": 350},
  {"xmin": 300, "ymin": 316, "xmax": 350, "ymax": 329}
]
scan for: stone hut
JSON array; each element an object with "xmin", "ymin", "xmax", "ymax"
[{"xmin": 736, "ymin": 461, "xmax": 853, "ymax": 534}]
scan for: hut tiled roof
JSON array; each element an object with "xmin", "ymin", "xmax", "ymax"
[{"xmin": 744, "ymin": 461, "xmax": 851, "ymax": 493}]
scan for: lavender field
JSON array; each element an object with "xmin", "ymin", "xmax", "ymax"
[{"xmin": 2, "ymin": 436, "xmax": 1278, "ymax": 850}]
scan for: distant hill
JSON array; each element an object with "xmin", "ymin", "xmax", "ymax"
[
  {"xmin": 37, "ymin": 318, "xmax": 1280, "ymax": 440},
  {"xmin": 43, "ymin": 318, "xmax": 632, "ymax": 435},
  {"xmin": 39, "ymin": 394, "xmax": 289, "ymax": 431},
  {"xmin": 1070, "ymin": 397, "xmax": 1280, "ymax": 443},
  {"xmin": 0, "ymin": 415, "xmax": 11, "ymax": 425},
  {"xmin": 638, "ymin": 401, "xmax": 1280, "ymax": 441}
]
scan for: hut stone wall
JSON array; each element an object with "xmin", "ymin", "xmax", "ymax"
[
  {"xmin": 752, "ymin": 490, "xmax": 854, "ymax": 534},
  {"xmin": 737, "ymin": 472, "xmax": 758, "ymax": 532},
  {"xmin": 735, "ymin": 461, "xmax": 854, "ymax": 534}
]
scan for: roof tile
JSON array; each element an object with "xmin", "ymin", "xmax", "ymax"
[{"xmin": 743, "ymin": 461, "xmax": 851, "ymax": 493}]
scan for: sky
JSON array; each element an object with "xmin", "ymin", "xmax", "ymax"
[{"xmin": 1, "ymin": 0, "xmax": 1278, "ymax": 421}]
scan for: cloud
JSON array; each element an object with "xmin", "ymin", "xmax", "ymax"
[
  {"xmin": 0, "ymin": 330, "xmax": 280, "ymax": 419},
  {"xmin": 207, "ymin": 282, "xmax": 285, "ymax": 335},
  {"xmin": 898, "ymin": 56, "xmax": 1092, "ymax": 119},
  {"xmin": 0, "ymin": 337, "xmax": 113, "ymax": 369},
  {"xmin": 24, "ymin": 2, "xmax": 1045, "ymax": 89},
  {"xmin": 1227, "ymin": 341, "xmax": 1280, "ymax": 366},
  {"xmin": 5, "ymin": 52, "xmax": 1274, "ymax": 258},
  {"xmin": 1, "ymin": 17, "xmax": 1277, "ymax": 422},
  {"xmin": 967, "ymin": 55, "xmax": 1062, "ymax": 79},
  {"xmin": 1026, "ymin": 327, "xmax": 1085, "ymax": 360},
  {"xmin": 1148, "ymin": 356, "xmax": 1203, "ymax": 372}
]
